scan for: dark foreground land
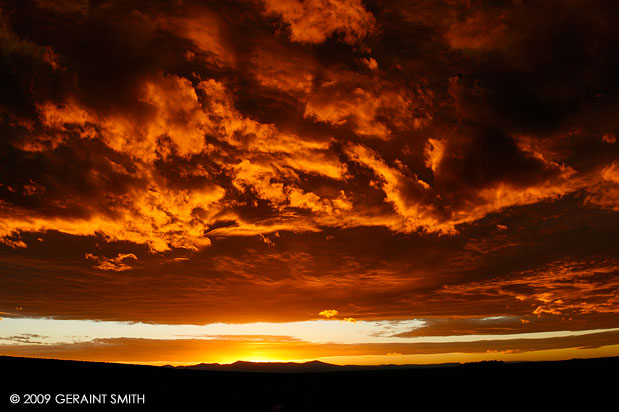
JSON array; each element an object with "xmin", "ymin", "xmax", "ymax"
[{"xmin": 2, "ymin": 355, "xmax": 617, "ymax": 411}]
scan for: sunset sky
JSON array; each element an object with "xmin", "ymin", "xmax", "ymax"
[{"xmin": 0, "ymin": 0, "xmax": 618, "ymax": 365}]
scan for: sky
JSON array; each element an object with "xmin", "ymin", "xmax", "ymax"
[{"xmin": 0, "ymin": 0, "xmax": 618, "ymax": 365}]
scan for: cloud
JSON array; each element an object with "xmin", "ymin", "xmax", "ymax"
[
  {"xmin": 319, "ymin": 309, "xmax": 338, "ymax": 319},
  {"xmin": 0, "ymin": 232, "xmax": 27, "ymax": 249},
  {"xmin": 584, "ymin": 162, "xmax": 619, "ymax": 212},
  {"xmin": 0, "ymin": 333, "xmax": 48, "ymax": 344},
  {"xmin": 440, "ymin": 260, "xmax": 619, "ymax": 318},
  {"xmin": 1, "ymin": 0, "xmax": 616, "ymax": 249},
  {"xmin": 261, "ymin": 0, "xmax": 376, "ymax": 44},
  {"xmin": 2, "ymin": 329, "xmax": 619, "ymax": 364},
  {"xmin": 258, "ymin": 233, "xmax": 275, "ymax": 247},
  {"xmin": 158, "ymin": 10, "xmax": 236, "ymax": 68},
  {"xmin": 249, "ymin": 40, "xmax": 317, "ymax": 94},
  {"xmin": 85, "ymin": 253, "xmax": 138, "ymax": 272},
  {"xmin": 304, "ymin": 80, "xmax": 418, "ymax": 140}
]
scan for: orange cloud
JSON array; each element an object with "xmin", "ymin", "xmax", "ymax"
[
  {"xmin": 85, "ymin": 253, "xmax": 138, "ymax": 272},
  {"xmin": 584, "ymin": 162, "xmax": 619, "ymax": 212},
  {"xmin": 262, "ymin": 0, "xmax": 376, "ymax": 44},
  {"xmin": 319, "ymin": 309, "xmax": 338, "ymax": 319},
  {"xmin": 601, "ymin": 162, "xmax": 619, "ymax": 183},
  {"xmin": 344, "ymin": 142, "xmax": 447, "ymax": 232},
  {"xmin": 441, "ymin": 260, "xmax": 619, "ymax": 318},
  {"xmin": 35, "ymin": 73, "xmax": 214, "ymax": 162},
  {"xmin": 158, "ymin": 11, "xmax": 235, "ymax": 67},
  {"xmin": 304, "ymin": 77, "xmax": 424, "ymax": 140},
  {"xmin": 424, "ymin": 138, "xmax": 446, "ymax": 173},
  {"xmin": 250, "ymin": 42, "xmax": 317, "ymax": 94}
]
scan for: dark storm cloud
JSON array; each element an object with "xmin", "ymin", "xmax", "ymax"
[{"xmin": 0, "ymin": 0, "xmax": 616, "ymax": 340}]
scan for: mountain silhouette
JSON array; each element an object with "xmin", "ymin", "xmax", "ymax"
[{"xmin": 171, "ymin": 359, "xmax": 460, "ymax": 373}]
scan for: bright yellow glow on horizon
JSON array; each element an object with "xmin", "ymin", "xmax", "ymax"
[
  {"xmin": 112, "ymin": 343, "xmax": 619, "ymax": 367},
  {"xmin": 1, "ymin": 317, "xmax": 618, "ymax": 366},
  {"xmin": 39, "ymin": 342, "xmax": 619, "ymax": 367}
]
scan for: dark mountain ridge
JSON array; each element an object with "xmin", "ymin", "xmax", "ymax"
[{"xmin": 169, "ymin": 359, "xmax": 461, "ymax": 373}]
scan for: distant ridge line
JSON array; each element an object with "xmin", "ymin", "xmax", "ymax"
[{"xmin": 170, "ymin": 359, "xmax": 463, "ymax": 373}]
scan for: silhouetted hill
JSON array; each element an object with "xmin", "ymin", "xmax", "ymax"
[
  {"xmin": 175, "ymin": 359, "xmax": 459, "ymax": 373},
  {"xmin": 177, "ymin": 359, "xmax": 340, "ymax": 373},
  {"xmin": 2, "ymin": 355, "xmax": 617, "ymax": 411}
]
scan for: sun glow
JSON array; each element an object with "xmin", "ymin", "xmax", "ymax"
[
  {"xmin": 0, "ymin": 0, "xmax": 618, "ymax": 372},
  {"xmin": 2, "ymin": 316, "xmax": 618, "ymax": 365}
]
